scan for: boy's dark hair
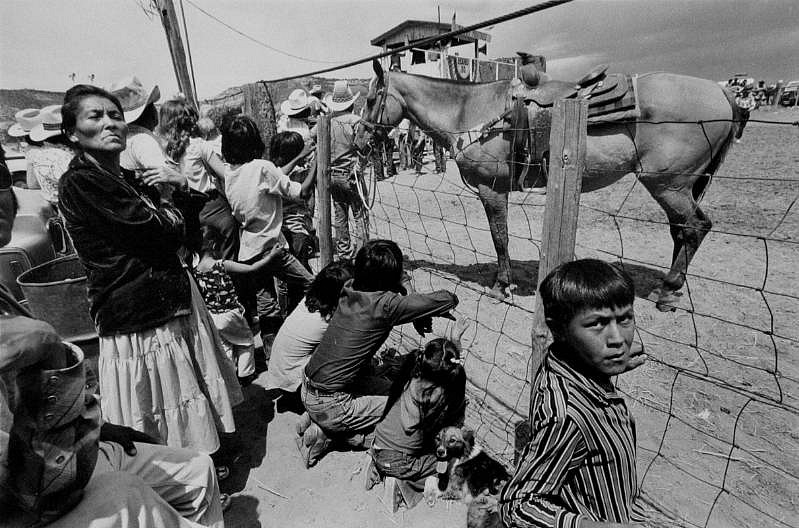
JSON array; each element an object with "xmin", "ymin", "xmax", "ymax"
[
  {"xmin": 305, "ymin": 260, "xmax": 354, "ymax": 320},
  {"xmin": 221, "ymin": 115, "xmax": 264, "ymax": 164},
  {"xmin": 61, "ymin": 84, "xmax": 124, "ymax": 136},
  {"xmin": 539, "ymin": 258, "xmax": 635, "ymax": 335},
  {"xmin": 383, "ymin": 337, "xmax": 466, "ymax": 437},
  {"xmin": 199, "ymin": 225, "xmax": 225, "ymax": 258},
  {"xmin": 352, "ymin": 239, "xmax": 404, "ymax": 293},
  {"xmin": 270, "ymin": 131, "xmax": 305, "ymax": 167}
]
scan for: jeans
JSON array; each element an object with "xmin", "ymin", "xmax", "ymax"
[
  {"xmin": 331, "ymin": 171, "xmax": 368, "ymax": 262},
  {"xmin": 247, "ymin": 247, "xmax": 313, "ymax": 320},
  {"xmin": 371, "ymin": 447, "xmax": 438, "ymax": 481},
  {"xmin": 301, "ymin": 378, "xmax": 388, "ymax": 436}
]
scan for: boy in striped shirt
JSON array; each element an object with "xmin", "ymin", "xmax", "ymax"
[{"xmin": 500, "ymin": 259, "xmax": 649, "ymax": 528}]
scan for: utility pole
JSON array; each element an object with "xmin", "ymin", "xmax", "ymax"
[{"xmin": 156, "ymin": 0, "xmax": 197, "ymax": 108}]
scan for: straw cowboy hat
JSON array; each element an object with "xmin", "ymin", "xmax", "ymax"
[
  {"xmin": 324, "ymin": 80, "xmax": 359, "ymax": 112},
  {"xmin": 107, "ymin": 76, "xmax": 160, "ymax": 123},
  {"xmin": 29, "ymin": 105, "xmax": 64, "ymax": 142},
  {"xmin": 280, "ymin": 89, "xmax": 310, "ymax": 116},
  {"xmin": 8, "ymin": 108, "xmax": 42, "ymax": 137}
]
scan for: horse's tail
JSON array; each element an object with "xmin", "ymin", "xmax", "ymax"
[{"xmin": 693, "ymin": 86, "xmax": 738, "ymax": 203}]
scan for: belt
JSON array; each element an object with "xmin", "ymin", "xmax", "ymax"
[{"xmin": 303, "ymin": 373, "xmax": 337, "ymax": 396}]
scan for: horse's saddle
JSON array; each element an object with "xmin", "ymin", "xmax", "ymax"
[
  {"xmin": 500, "ymin": 60, "xmax": 640, "ymax": 191},
  {"xmin": 511, "ymin": 63, "xmax": 629, "ymax": 110}
]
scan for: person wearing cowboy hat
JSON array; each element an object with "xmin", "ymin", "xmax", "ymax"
[
  {"xmin": 734, "ymin": 85, "xmax": 757, "ymax": 143},
  {"xmin": 278, "ymin": 88, "xmax": 312, "ymax": 140},
  {"xmin": 310, "ymin": 80, "xmax": 366, "ymax": 261},
  {"xmin": 8, "ymin": 108, "xmax": 43, "ymax": 147},
  {"xmin": 25, "ymin": 104, "xmax": 76, "ymax": 207},
  {"xmin": 107, "ymin": 76, "xmax": 186, "ymax": 190}
]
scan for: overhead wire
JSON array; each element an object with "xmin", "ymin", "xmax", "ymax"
[
  {"xmin": 262, "ymin": 0, "xmax": 576, "ymax": 83},
  {"xmin": 184, "ymin": 0, "xmax": 344, "ymax": 64}
]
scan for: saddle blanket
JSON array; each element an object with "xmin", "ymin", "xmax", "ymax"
[{"xmin": 585, "ymin": 74, "xmax": 640, "ymax": 123}]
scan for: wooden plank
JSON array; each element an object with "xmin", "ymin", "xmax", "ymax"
[
  {"xmin": 529, "ymin": 98, "xmax": 587, "ymax": 410},
  {"xmin": 241, "ymin": 82, "xmax": 277, "ymax": 159},
  {"xmin": 316, "ymin": 115, "xmax": 333, "ymax": 267}
]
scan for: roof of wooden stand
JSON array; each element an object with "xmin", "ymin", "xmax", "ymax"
[{"xmin": 370, "ymin": 19, "xmax": 491, "ymax": 49}]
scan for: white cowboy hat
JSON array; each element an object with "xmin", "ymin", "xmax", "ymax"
[
  {"xmin": 107, "ymin": 76, "xmax": 160, "ymax": 123},
  {"xmin": 8, "ymin": 108, "xmax": 42, "ymax": 137},
  {"xmin": 29, "ymin": 105, "xmax": 64, "ymax": 142},
  {"xmin": 280, "ymin": 89, "xmax": 310, "ymax": 116},
  {"xmin": 324, "ymin": 80, "xmax": 359, "ymax": 112}
]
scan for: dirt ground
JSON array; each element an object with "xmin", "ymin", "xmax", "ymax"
[{"xmin": 220, "ymin": 106, "xmax": 799, "ymax": 528}]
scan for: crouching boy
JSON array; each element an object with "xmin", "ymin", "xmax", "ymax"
[{"xmin": 500, "ymin": 259, "xmax": 649, "ymax": 528}]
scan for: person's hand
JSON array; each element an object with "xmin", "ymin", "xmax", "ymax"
[
  {"xmin": 298, "ymin": 141, "xmax": 315, "ymax": 159},
  {"xmin": 139, "ymin": 166, "xmax": 187, "ymax": 187},
  {"xmin": 100, "ymin": 422, "xmax": 160, "ymax": 456},
  {"xmin": 413, "ymin": 316, "xmax": 433, "ymax": 336}
]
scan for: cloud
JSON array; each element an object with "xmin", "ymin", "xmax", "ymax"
[{"xmin": 546, "ymin": 54, "xmax": 607, "ymax": 78}]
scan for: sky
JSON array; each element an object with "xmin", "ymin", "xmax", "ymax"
[{"xmin": 2, "ymin": 0, "xmax": 798, "ymax": 100}]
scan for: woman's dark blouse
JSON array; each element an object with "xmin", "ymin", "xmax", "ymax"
[{"xmin": 58, "ymin": 153, "xmax": 205, "ymax": 336}]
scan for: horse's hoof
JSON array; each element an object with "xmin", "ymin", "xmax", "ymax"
[{"xmin": 651, "ymin": 288, "xmax": 682, "ymax": 312}]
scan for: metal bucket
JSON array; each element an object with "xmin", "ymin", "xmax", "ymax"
[{"xmin": 16, "ymin": 255, "xmax": 97, "ymax": 342}]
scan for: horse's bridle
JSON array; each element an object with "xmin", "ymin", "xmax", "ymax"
[{"xmin": 358, "ymin": 73, "xmax": 393, "ymax": 139}]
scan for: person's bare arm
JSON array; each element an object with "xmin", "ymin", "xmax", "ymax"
[
  {"xmin": 278, "ymin": 142, "xmax": 314, "ymax": 175},
  {"xmin": 221, "ymin": 244, "xmax": 282, "ymax": 275}
]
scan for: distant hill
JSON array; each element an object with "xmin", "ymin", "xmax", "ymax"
[
  {"xmin": 202, "ymin": 76, "xmax": 372, "ymax": 114},
  {"xmin": 0, "ymin": 78, "xmax": 374, "ymax": 146},
  {"xmin": 1, "ymin": 88, "xmax": 63, "ymax": 144}
]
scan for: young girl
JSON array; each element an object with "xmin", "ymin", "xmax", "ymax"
[
  {"xmin": 159, "ymin": 98, "xmax": 238, "ymax": 259},
  {"xmin": 191, "ymin": 225, "xmax": 282, "ymax": 384},
  {"xmin": 263, "ymin": 260, "xmax": 353, "ymax": 420},
  {"xmin": 299, "ymin": 239, "xmax": 458, "ymax": 467},
  {"xmin": 367, "ymin": 321, "xmax": 469, "ymax": 509}
]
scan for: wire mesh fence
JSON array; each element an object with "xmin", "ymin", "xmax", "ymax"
[{"xmin": 332, "ymin": 114, "xmax": 799, "ymax": 527}]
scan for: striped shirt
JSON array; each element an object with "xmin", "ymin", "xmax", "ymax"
[{"xmin": 499, "ymin": 344, "xmax": 647, "ymax": 528}]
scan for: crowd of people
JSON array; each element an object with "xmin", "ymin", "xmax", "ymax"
[{"xmin": 1, "ymin": 74, "xmax": 654, "ymax": 528}]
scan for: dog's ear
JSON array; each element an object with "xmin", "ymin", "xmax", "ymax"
[{"xmin": 462, "ymin": 428, "xmax": 475, "ymax": 450}]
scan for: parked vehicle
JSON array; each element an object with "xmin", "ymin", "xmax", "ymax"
[
  {"xmin": 779, "ymin": 80, "xmax": 799, "ymax": 106},
  {"xmin": 0, "ymin": 187, "xmax": 60, "ymax": 301},
  {"xmin": 5, "ymin": 149, "xmax": 27, "ymax": 186}
]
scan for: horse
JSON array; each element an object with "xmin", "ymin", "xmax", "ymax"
[{"xmin": 355, "ymin": 60, "xmax": 738, "ymax": 310}]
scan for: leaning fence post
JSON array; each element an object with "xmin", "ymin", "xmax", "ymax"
[
  {"xmin": 516, "ymin": 98, "xmax": 587, "ymax": 460},
  {"xmin": 317, "ymin": 114, "xmax": 333, "ymax": 267}
]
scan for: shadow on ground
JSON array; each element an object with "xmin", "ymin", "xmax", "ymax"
[
  {"xmin": 407, "ymin": 257, "xmax": 666, "ymax": 300},
  {"xmin": 222, "ymin": 383, "xmax": 275, "ymax": 494}
]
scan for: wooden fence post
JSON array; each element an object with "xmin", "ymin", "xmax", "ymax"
[
  {"xmin": 241, "ymin": 82, "xmax": 277, "ymax": 159},
  {"xmin": 516, "ymin": 98, "xmax": 587, "ymax": 458},
  {"xmin": 531, "ymin": 97, "xmax": 587, "ymax": 383},
  {"xmin": 317, "ymin": 114, "xmax": 333, "ymax": 267}
]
